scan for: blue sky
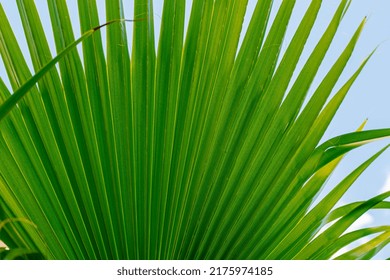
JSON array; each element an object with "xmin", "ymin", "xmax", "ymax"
[{"xmin": 0, "ymin": 0, "xmax": 389, "ymax": 259}]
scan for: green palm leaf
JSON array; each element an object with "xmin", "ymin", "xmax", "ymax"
[{"xmin": 0, "ymin": 0, "xmax": 389, "ymax": 260}]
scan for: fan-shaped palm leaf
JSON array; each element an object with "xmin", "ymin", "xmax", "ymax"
[{"xmin": 0, "ymin": 0, "xmax": 389, "ymax": 260}]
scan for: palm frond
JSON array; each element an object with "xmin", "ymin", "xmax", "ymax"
[{"xmin": 0, "ymin": 0, "xmax": 389, "ymax": 260}]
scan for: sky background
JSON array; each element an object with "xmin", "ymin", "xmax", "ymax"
[{"xmin": 0, "ymin": 0, "xmax": 389, "ymax": 259}]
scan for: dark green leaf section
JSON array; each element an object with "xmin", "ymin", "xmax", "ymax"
[
  {"xmin": 327, "ymin": 201, "xmax": 390, "ymax": 223},
  {"xmin": 153, "ymin": 0, "xmax": 185, "ymax": 260},
  {"xmin": 130, "ymin": 0, "xmax": 156, "ymax": 260},
  {"xmin": 0, "ymin": 0, "xmax": 389, "ymax": 260}
]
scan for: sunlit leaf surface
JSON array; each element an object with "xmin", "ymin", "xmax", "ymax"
[{"xmin": 0, "ymin": 0, "xmax": 389, "ymax": 260}]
